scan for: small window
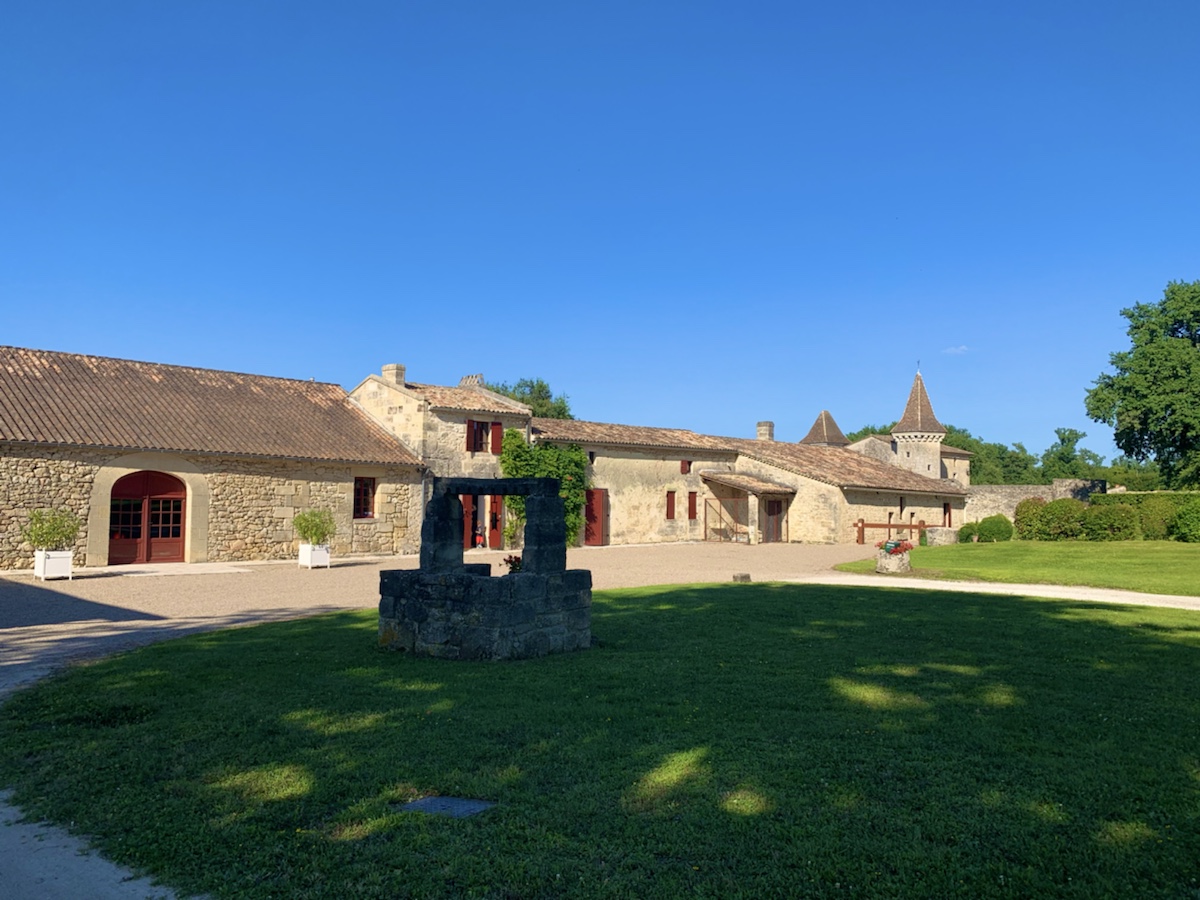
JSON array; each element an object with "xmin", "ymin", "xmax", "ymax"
[
  {"xmin": 680, "ymin": 460, "xmax": 692, "ymax": 474},
  {"xmin": 588, "ymin": 451, "xmax": 596, "ymax": 464},
  {"xmin": 354, "ymin": 477, "xmax": 376, "ymax": 519},
  {"xmin": 666, "ymin": 490, "xmax": 676, "ymax": 520},
  {"xmin": 688, "ymin": 491, "xmax": 697, "ymax": 520},
  {"xmin": 466, "ymin": 420, "xmax": 488, "ymax": 452}
]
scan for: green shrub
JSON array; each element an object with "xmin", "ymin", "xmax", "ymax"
[
  {"xmin": 293, "ymin": 509, "xmax": 337, "ymax": 545},
  {"xmin": 1013, "ymin": 497, "xmax": 1046, "ymax": 539},
  {"xmin": 1030, "ymin": 498, "xmax": 1087, "ymax": 541},
  {"xmin": 976, "ymin": 514, "xmax": 1014, "ymax": 542},
  {"xmin": 957, "ymin": 522, "xmax": 979, "ymax": 543},
  {"xmin": 20, "ymin": 508, "xmax": 82, "ymax": 551},
  {"xmin": 1170, "ymin": 500, "xmax": 1200, "ymax": 543},
  {"xmin": 1081, "ymin": 504, "xmax": 1142, "ymax": 541},
  {"xmin": 1137, "ymin": 495, "xmax": 1179, "ymax": 541}
]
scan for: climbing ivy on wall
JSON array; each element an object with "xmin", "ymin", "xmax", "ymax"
[{"xmin": 498, "ymin": 429, "xmax": 589, "ymax": 545}]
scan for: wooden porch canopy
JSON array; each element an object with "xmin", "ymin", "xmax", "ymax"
[{"xmin": 699, "ymin": 471, "xmax": 796, "ymax": 496}]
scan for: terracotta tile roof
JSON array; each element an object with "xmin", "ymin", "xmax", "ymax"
[
  {"xmin": 534, "ymin": 415, "xmax": 964, "ymax": 496},
  {"xmin": 0, "ymin": 346, "xmax": 421, "ymax": 466},
  {"xmin": 799, "ymin": 410, "xmax": 850, "ymax": 446},
  {"xmin": 404, "ymin": 383, "xmax": 531, "ymax": 416},
  {"xmin": 893, "ymin": 373, "xmax": 945, "ymax": 434},
  {"xmin": 531, "ymin": 418, "xmax": 734, "ymax": 453},
  {"xmin": 733, "ymin": 439, "xmax": 966, "ymax": 496},
  {"xmin": 698, "ymin": 470, "xmax": 796, "ymax": 495}
]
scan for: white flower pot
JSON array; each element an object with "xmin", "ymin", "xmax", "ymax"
[
  {"xmin": 299, "ymin": 543, "xmax": 331, "ymax": 569},
  {"xmin": 34, "ymin": 549, "xmax": 73, "ymax": 581}
]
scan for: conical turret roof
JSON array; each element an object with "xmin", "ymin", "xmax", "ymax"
[
  {"xmin": 892, "ymin": 373, "xmax": 945, "ymax": 435},
  {"xmin": 799, "ymin": 410, "xmax": 850, "ymax": 446}
]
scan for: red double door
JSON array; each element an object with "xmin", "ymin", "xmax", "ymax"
[
  {"xmin": 109, "ymin": 471, "xmax": 186, "ymax": 564},
  {"xmin": 461, "ymin": 494, "xmax": 504, "ymax": 549}
]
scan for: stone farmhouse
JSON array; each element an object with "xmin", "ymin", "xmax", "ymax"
[{"xmin": 0, "ymin": 346, "xmax": 968, "ymax": 569}]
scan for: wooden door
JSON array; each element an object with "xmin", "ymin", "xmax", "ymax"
[
  {"xmin": 461, "ymin": 494, "xmax": 476, "ymax": 549},
  {"xmin": 584, "ymin": 489, "xmax": 607, "ymax": 546},
  {"xmin": 488, "ymin": 495, "xmax": 503, "ymax": 549},
  {"xmin": 764, "ymin": 499, "xmax": 784, "ymax": 543},
  {"xmin": 109, "ymin": 471, "xmax": 185, "ymax": 564}
]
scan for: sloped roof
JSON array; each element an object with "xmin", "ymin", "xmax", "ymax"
[
  {"xmin": 533, "ymin": 416, "xmax": 964, "ymax": 496},
  {"xmin": 893, "ymin": 372, "xmax": 945, "ymax": 434},
  {"xmin": 0, "ymin": 346, "xmax": 421, "ymax": 466},
  {"xmin": 404, "ymin": 382, "xmax": 531, "ymax": 416},
  {"xmin": 799, "ymin": 410, "xmax": 850, "ymax": 446},
  {"xmin": 731, "ymin": 439, "xmax": 966, "ymax": 496},
  {"xmin": 699, "ymin": 470, "xmax": 796, "ymax": 495},
  {"xmin": 530, "ymin": 418, "xmax": 734, "ymax": 453}
]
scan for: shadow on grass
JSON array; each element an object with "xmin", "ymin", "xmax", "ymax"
[{"xmin": 2, "ymin": 582, "xmax": 1199, "ymax": 898}]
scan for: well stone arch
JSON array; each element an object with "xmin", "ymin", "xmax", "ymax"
[{"xmin": 87, "ymin": 452, "xmax": 211, "ymax": 566}]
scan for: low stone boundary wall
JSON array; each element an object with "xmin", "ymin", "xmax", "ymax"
[
  {"xmin": 965, "ymin": 479, "xmax": 1106, "ymax": 523},
  {"xmin": 378, "ymin": 569, "xmax": 592, "ymax": 660}
]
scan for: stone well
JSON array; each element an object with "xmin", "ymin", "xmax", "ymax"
[{"xmin": 378, "ymin": 476, "xmax": 592, "ymax": 660}]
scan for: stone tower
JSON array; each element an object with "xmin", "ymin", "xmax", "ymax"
[{"xmin": 890, "ymin": 373, "xmax": 945, "ymax": 477}]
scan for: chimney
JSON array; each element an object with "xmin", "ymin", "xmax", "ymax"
[
  {"xmin": 756, "ymin": 421, "xmax": 775, "ymax": 441},
  {"xmin": 381, "ymin": 364, "xmax": 406, "ymax": 385}
]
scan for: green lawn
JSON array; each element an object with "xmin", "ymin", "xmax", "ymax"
[
  {"xmin": 837, "ymin": 541, "xmax": 1200, "ymax": 596},
  {"xmin": 2, "ymin": 584, "xmax": 1199, "ymax": 898}
]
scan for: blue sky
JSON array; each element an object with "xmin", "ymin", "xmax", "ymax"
[{"xmin": 3, "ymin": 1, "xmax": 1198, "ymax": 461}]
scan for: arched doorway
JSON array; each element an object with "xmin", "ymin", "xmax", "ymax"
[{"xmin": 109, "ymin": 471, "xmax": 186, "ymax": 564}]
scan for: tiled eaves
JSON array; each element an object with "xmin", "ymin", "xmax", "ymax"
[
  {"xmin": 534, "ymin": 416, "xmax": 965, "ymax": 497},
  {"xmin": 0, "ymin": 437, "xmax": 423, "ymax": 468}
]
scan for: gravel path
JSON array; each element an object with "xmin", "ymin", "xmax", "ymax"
[{"xmin": 3, "ymin": 540, "xmax": 1199, "ymax": 899}]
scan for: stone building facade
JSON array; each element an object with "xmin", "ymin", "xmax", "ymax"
[
  {"xmin": 0, "ymin": 347, "xmax": 423, "ymax": 570},
  {"xmin": 2, "ymin": 347, "xmax": 980, "ymax": 570}
]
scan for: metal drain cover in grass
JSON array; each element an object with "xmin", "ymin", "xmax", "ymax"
[{"xmin": 400, "ymin": 796, "xmax": 495, "ymax": 818}]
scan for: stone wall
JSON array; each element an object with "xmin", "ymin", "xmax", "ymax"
[
  {"xmin": 200, "ymin": 457, "xmax": 421, "ymax": 561},
  {"xmin": 0, "ymin": 442, "xmax": 421, "ymax": 569},
  {"xmin": 586, "ymin": 448, "xmax": 736, "ymax": 544},
  {"xmin": 378, "ymin": 568, "xmax": 592, "ymax": 660},
  {"xmin": 842, "ymin": 488, "xmax": 957, "ymax": 545},
  {"xmin": 0, "ymin": 443, "xmax": 101, "ymax": 568},
  {"xmin": 964, "ymin": 479, "xmax": 1106, "ymax": 523}
]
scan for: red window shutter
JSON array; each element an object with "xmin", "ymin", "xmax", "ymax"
[
  {"xmin": 465, "ymin": 419, "xmax": 475, "ymax": 451},
  {"xmin": 666, "ymin": 491, "xmax": 676, "ymax": 520},
  {"xmin": 680, "ymin": 460, "xmax": 691, "ymax": 474},
  {"xmin": 688, "ymin": 491, "xmax": 697, "ymax": 520},
  {"xmin": 491, "ymin": 422, "xmax": 504, "ymax": 455}
]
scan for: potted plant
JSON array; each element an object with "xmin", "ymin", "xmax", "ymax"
[
  {"xmin": 22, "ymin": 508, "xmax": 82, "ymax": 581},
  {"xmin": 293, "ymin": 508, "xmax": 336, "ymax": 569}
]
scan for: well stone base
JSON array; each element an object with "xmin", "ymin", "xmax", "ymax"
[
  {"xmin": 379, "ymin": 568, "xmax": 592, "ymax": 660},
  {"xmin": 875, "ymin": 550, "xmax": 911, "ymax": 574}
]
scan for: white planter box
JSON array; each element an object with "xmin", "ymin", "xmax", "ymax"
[
  {"xmin": 299, "ymin": 543, "xmax": 331, "ymax": 569},
  {"xmin": 34, "ymin": 549, "xmax": 73, "ymax": 581}
]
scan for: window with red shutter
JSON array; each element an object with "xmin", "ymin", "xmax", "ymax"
[
  {"xmin": 491, "ymin": 422, "xmax": 504, "ymax": 455},
  {"xmin": 465, "ymin": 419, "xmax": 475, "ymax": 452},
  {"xmin": 688, "ymin": 491, "xmax": 697, "ymax": 520},
  {"xmin": 681, "ymin": 460, "xmax": 692, "ymax": 474},
  {"xmin": 666, "ymin": 490, "xmax": 676, "ymax": 520}
]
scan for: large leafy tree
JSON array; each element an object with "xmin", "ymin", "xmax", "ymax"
[
  {"xmin": 1039, "ymin": 428, "xmax": 1105, "ymax": 480},
  {"xmin": 1086, "ymin": 280, "xmax": 1200, "ymax": 487},
  {"xmin": 487, "ymin": 378, "xmax": 574, "ymax": 419}
]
